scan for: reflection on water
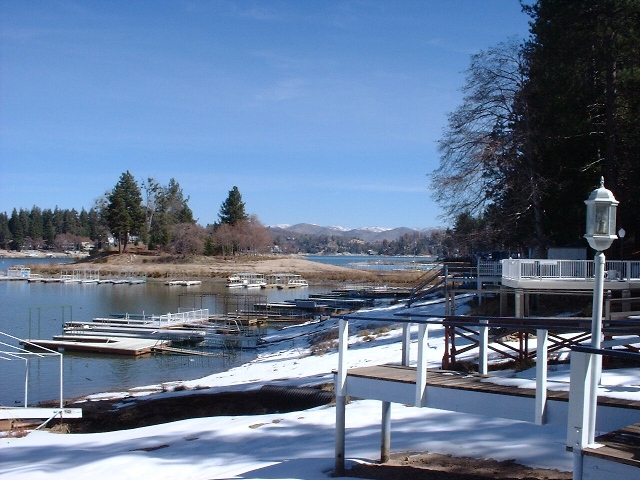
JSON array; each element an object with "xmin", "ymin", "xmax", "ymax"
[{"xmin": 0, "ymin": 277, "xmax": 327, "ymax": 406}]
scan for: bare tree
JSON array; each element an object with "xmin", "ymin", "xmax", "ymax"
[
  {"xmin": 432, "ymin": 38, "xmax": 543, "ymax": 250},
  {"xmin": 168, "ymin": 223, "xmax": 206, "ymax": 258}
]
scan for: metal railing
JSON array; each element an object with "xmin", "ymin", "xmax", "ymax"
[{"xmin": 501, "ymin": 259, "xmax": 640, "ymax": 282}]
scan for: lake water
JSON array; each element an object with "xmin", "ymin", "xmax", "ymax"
[
  {"xmin": 0, "ymin": 254, "xmax": 429, "ymax": 407},
  {"xmin": 0, "ymin": 258, "xmax": 332, "ymax": 407},
  {"xmin": 306, "ymin": 254, "xmax": 438, "ymax": 271}
]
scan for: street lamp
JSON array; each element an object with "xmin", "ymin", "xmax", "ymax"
[{"xmin": 583, "ymin": 176, "xmax": 618, "ymax": 445}]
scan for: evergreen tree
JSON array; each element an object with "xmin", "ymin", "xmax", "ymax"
[
  {"xmin": 218, "ymin": 186, "xmax": 247, "ymax": 226},
  {"xmin": 78, "ymin": 208, "xmax": 90, "ymax": 237},
  {"xmin": 0, "ymin": 212, "xmax": 11, "ymax": 249},
  {"xmin": 106, "ymin": 171, "xmax": 145, "ymax": 253},
  {"xmin": 147, "ymin": 178, "xmax": 195, "ymax": 250},
  {"xmin": 524, "ymin": 0, "xmax": 640, "ymax": 249},
  {"xmin": 42, "ymin": 209, "xmax": 56, "ymax": 247},
  {"xmin": 29, "ymin": 206, "xmax": 44, "ymax": 242},
  {"xmin": 434, "ymin": 1, "xmax": 640, "ymax": 252},
  {"xmin": 8, "ymin": 209, "xmax": 23, "ymax": 250}
]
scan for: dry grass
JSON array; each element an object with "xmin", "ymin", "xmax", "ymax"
[{"xmin": 26, "ymin": 252, "xmax": 424, "ymax": 286}]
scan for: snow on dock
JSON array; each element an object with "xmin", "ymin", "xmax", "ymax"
[{"xmin": 21, "ymin": 335, "xmax": 169, "ymax": 356}]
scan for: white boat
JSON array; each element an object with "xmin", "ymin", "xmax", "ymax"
[
  {"xmin": 165, "ymin": 279, "xmax": 202, "ymax": 286},
  {"xmin": 265, "ymin": 273, "xmax": 309, "ymax": 289},
  {"xmin": 226, "ymin": 273, "xmax": 266, "ymax": 288},
  {"xmin": 225, "ymin": 274, "xmax": 245, "ymax": 288},
  {"xmin": 284, "ymin": 278, "xmax": 308, "ymax": 288}
]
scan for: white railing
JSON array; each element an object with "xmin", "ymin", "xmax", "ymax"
[
  {"xmin": 152, "ymin": 308, "xmax": 209, "ymax": 326},
  {"xmin": 502, "ymin": 259, "xmax": 640, "ymax": 282},
  {"xmin": 477, "ymin": 260, "xmax": 502, "ymax": 277}
]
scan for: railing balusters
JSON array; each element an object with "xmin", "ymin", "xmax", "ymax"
[{"xmin": 490, "ymin": 259, "xmax": 640, "ymax": 282}]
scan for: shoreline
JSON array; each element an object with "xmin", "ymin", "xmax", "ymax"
[
  {"xmin": 4, "ymin": 250, "xmax": 425, "ymax": 285},
  {"xmin": 17, "ymin": 313, "xmax": 573, "ymax": 480}
]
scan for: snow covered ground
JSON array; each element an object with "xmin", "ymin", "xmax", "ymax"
[{"xmin": 2, "ymin": 298, "xmax": 640, "ymax": 479}]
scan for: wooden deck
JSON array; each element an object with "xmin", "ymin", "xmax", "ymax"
[
  {"xmin": 21, "ymin": 335, "xmax": 170, "ymax": 356},
  {"xmin": 333, "ymin": 315, "xmax": 640, "ymax": 477},
  {"xmin": 346, "ymin": 364, "xmax": 640, "ymax": 413},
  {"xmin": 583, "ymin": 423, "xmax": 640, "ymax": 468}
]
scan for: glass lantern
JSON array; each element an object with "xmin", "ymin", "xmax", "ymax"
[{"xmin": 584, "ymin": 177, "xmax": 618, "ymax": 252}]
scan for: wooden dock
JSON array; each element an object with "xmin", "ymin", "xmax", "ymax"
[{"xmin": 21, "ymin": 335, "xmax": 170, "ymax": 356}]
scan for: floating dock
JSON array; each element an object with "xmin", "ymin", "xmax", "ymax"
[
  {"xmin": 20, "ymin": 309, "xmax": 264, "ymax": 355},
  {"xmin": 21, "ymin": 335, "xmax": 170, "ymax": 356}
]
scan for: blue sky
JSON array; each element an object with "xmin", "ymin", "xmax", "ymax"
[{"xmin": 0, "ymin": 1, "xmax": 530, "ymax": 230}]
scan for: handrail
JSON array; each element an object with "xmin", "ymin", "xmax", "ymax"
[
  {"xmin": 567, "ymin": 344, "xmax": 640, "ymax": 478},
  {"xmin": 571, "ymin": 344, "xmax": 640, "ymax": 361},
  {"xmin": 502, "ymin": 259, "xmax": 640, "ymax": 282}
]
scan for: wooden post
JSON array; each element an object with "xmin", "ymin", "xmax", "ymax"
[
  {"xmin": 381, "ymin": 401, "xmax": 391, "ymax": 463},
  {"xmin": 401, "ymin": 322, "xmax": 411, "ymax": 366},
  {"xmin": 415, "ymin": 323, "xmax": 428, "ymax": 407},
  {"xmin": 478, "ymin": 319, "xmax": 489, "ymax": 375},
  {"xmin": 451, "ymin": 290, "xmax": 456, "ymax": 315},
  {"xmin": 515, "ymin": 288, "xmax": 523, "ymax": 318},
  {"xmin": 334, "ymin": 318, "xmax": 349, "ymax": 475},
  {"xmin": 450, "ymin": 327, "xmax": 457, "ymax": 367},
  {"xmin": 442, "ymin": 326, "xmax": 450, "ymax": 369},
  {"xmin": 622, "ymin": 289, "xmax": 631, "ymax": 312},
  {"xmin": 499, "ymin": 288, "xmax": 507, "ymax": 317},
  {"xmin": 335, "ymin": 395, "xmax": 346, "ymax": 475},
  {"xmin": 567, "ymin": 350, "xmax": 595, "ymax": 480},
  {"xmin": 535, "ymin": 329, "xmax": 548, "ymax": 425}
]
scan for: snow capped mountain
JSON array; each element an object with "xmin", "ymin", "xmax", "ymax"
[
  {"xmin": 358, "ymin": 226, "xmax": 392, "ymax": 233},
  {"xmin": 266, "ymin": 223, "xmax": 444, "ymax": 242}
]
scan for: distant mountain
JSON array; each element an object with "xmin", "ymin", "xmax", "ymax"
[{"xmin": 266, "ymin": 223, "xmax": 443, "ymax": 243}]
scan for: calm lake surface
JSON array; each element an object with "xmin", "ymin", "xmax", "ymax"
[
  {"xmin": 0, "ymin": 254, "xmax": 431, "ymax": 407},
  {"xmin": 306, "ymin": 254, "xmax": 437, "ymax": 270},
  {"xmin": 0, "ymin": 257, "xmax": 332, "ymax": 407}
]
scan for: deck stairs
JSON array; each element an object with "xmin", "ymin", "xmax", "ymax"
[
  {"xmin": 407, "ymin": 262, "xmax": 480, "ymax": 306},
  {"xmin": 406, "ymin": 266, "xmax": 444, "ymax": 305}
]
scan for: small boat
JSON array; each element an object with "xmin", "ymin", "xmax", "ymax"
[
  {"xmin": 264, "ymin": 273, "xmax": 309, "ymax": 289},
  {"xmin": 225, "ymin": 274, "xmax": 244, "ymax": 288},
  {"xmin": 165, "ymin": 280, "xmax": 202, "ymax": 286},
  {"xmin": 226, "ymin": 273, "xmax": 266, "ymax": 288}
]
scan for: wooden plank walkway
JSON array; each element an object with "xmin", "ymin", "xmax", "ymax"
[
  {"xmin": 583, "ymin": 423, "xmax": 640, "ymax": 468},
  {"xmin": 346, "ymin": 364, "xmax": 640, "ymax": 410}
]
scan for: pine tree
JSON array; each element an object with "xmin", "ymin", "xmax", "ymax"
[
  {"xmin": 524, "ymin": 0, "xmax": 640, "ymax": 248},
  {"xmin": 106, "ymin": 171, "xmax": 145, "ymax": 253},
  {"xmin": 8, "ymin": 209, "xmax": 23, "ymax": 250},
  {"xmin": 218, "ymin": 186, "xmax": 247, "ymax": 226}
]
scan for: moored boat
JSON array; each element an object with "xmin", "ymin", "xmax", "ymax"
[
  {"xmin": 264, "ymin": 273, "xmax": 309, "ymax": 289},
  {"xmin": 226, "ymin": 272, "xmax": 266, "ymax": 288}
]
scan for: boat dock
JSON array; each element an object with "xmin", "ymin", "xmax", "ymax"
[
  {"xmin": 20, "ymin": 309, "xmax": 264, "ymax": 356},
  {"xmin": 22, "ymin": 335, "xmax": 170, "ymax": 356},
  {"xmin": 1, "ymin": 266, "xmax": 147, "ymax": 285}
]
